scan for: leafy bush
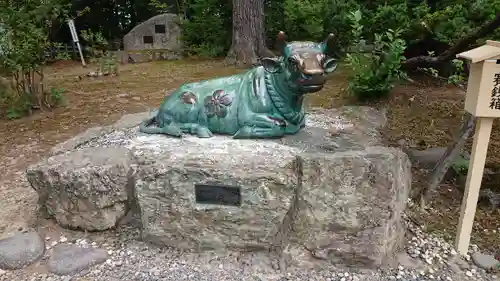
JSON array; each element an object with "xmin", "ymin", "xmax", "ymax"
[
  {"xmin": 345, "ymin": 10, "xmax": 408, "ymax": 100},
  {"xmin": 0, "ymin": 0, "xmax": 69, "ymax": 118},
  {"xmin": 48, "ymin": 87, "xmax": 65, "ymax": 106},
  {"xmin": 80, "ymin": 29, "xmax": 108, "ymax": 57},
  {"xmin": 451, "ymin": 154, "xmax": 469, "ymax": 175},
  {"xmin": 80, "ymin": 29, "xmax": 118, "ymax": 75},
  {"xmin": 447, "ymin": 58, "xmax": 466, "ymax": 85}
]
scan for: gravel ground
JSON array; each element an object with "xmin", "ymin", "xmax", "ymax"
[{"xmin": 0, "ymin": 200, "xmax": 498, "ymax": 281}]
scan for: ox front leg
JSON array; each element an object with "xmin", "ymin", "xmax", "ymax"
[
  {"xmin": 233, "ymin": 115, "xmax": 286, "ymax": 139},
  {"xmin": 179, "ymin": 123, "xmax": 213, "ymax": 138}
]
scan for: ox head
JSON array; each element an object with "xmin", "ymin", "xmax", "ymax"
[{"xmin": 261, "ymin": 31, "xmax": 337, "ymax": 93}]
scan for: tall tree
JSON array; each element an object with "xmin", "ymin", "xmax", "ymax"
[{"xmin": 225, "ymin": 0, "xmax": 274, "ymax": 66}]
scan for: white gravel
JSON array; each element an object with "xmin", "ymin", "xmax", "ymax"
[{"xmin": 0, "ymin": 201, "xmax": 498, "ymax": 281}]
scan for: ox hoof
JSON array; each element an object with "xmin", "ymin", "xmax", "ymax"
[
  {"xmin": 233, "ymin": 126, "xmax": 285, "ymax": 139},
  {"xmin": 163, "ymin": 125, "xmax": 183, "ymax": 137},
  {"xmin": 196, "ymin": 126, "xmax": 213, "ymax": 138}
]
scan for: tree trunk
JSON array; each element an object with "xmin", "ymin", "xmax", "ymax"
[{"xmin": 225, "ymin": 0, "xmax": 274, "ymax": 66}]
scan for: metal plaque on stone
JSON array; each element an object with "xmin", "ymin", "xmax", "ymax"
[{"xmin": 195, "ymin": 183, "xmax": 241, "ymax": 206}]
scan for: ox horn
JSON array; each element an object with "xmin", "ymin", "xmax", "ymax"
[
  {"xmin": 321, "ymin": 33, "xmax": 335, "ymax": 53},
  {"xmin": 276, "ymin": 31, "xmax": 287, "ymax": 55}
]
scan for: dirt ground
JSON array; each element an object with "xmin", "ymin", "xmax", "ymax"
[{"xmin": 0, "ymin": 59, "xmax": 498, "ymax": 258}]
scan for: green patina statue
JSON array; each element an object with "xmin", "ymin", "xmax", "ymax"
[{"xmin": 139, "ymin": 31, "xmax": 338, "ymax": 139}]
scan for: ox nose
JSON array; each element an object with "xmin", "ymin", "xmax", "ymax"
[
  {"xmin": 302, "ymin": 69, "xmax": 324, "ymax": 78},
  {"xmin": 301, "ymin": 72, "xmax": 324, "ymax": 80},
  {"xmin": 302, "ymin": 68, "xmax": 324, "ymax": 76},
  {"xmin": 301, "ymin": 72, "xmax": 313, "ymax": 80},
  {"xmin": 300, "ymin": 71, "xmax": 325, "ymax": 84}
]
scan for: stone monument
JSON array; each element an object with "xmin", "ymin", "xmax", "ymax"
[
  {"xmin": 26, "ymin": 32, "xmax": 411, "ymax": 270},
  {"xmin": 122, "ymin": 13, "xmax": 182, "ymax": 62}
]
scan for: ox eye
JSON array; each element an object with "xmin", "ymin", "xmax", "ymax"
[
  {"xmin": 288, "ymin": 56, "xmax": 301, "ymax": 71},
  {"xmin": 288, "ymin": 57, "xmax": 299, "ymax": 65}
]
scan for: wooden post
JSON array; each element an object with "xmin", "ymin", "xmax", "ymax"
[
  {"xmin": 454, "ymin": 41, "xmax": 500, "ymax": 256},
  {"xmin": 455, "ymin": 117, "xmax": 493, "ymax": 254}
]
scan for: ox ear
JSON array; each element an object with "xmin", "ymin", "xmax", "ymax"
[
  {"xmin": 276, "ymin": 31, "xmax": 287, "ymax": 55},
  {"xmin": 260, "ymin": 57, "xmax": 282, "ymax": 73},
  {"xmin": 320, "ymin": 33, "xmax": 335, "ymax": 53},
  {"xmin": 323, "ymin": 58, "xmax": 337, "ymax": 74}
]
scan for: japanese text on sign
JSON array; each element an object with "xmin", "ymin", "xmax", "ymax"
[{"xmin": 490, "ymin": 73, "xmax": 500, "ymax": 110}]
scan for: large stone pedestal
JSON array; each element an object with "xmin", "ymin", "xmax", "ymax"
[{"xmin": 26, "ymin": 107, "xmax": 411, "ymax": 269}]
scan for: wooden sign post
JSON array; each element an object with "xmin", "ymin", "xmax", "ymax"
[{"xmin": 455, "ymin": 40, "xmax": 500, "ymax": 255}]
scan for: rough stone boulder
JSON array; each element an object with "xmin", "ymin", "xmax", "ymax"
[
  {"xmin": 27, "ymin": 111, "xmax": 151, "ymax": 231},
  {"xmin": 286, "ymin": 148, "xmax": 410, "ymax": 268},
  {"xmin": 26, "ymin": 147, "xmax": 135, "ymax": 231},
  {"xmin": 0, "ymin": 231, "xmax": 45, "ymax": 270},
  {"xmin": 26, "ymin": 106, "xmax": 411, "ymax": 269},
  {"xmin": 132, "ymin": 135, "xmax": 300, "ymax": 250}
]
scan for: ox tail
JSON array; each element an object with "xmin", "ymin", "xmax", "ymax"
[
  {"xmin": 139, "ymin": 114, "xmax": 183, "ymax": 137},
  {"xmin": 139, "ymin": 116, "xmax": 164, "ymax": 134}
]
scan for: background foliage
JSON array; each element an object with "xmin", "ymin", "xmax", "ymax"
[
  {"xmin": 18, "ymin": 0, "xmax": 498, "ymax": 59},
  {"xmin": 0, "ymin": 0, "xmax": 499, "ymax": 117}
]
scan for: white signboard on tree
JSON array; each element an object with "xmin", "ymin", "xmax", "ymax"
[
  {"xmin": 455, "ymin": 40, "xmax": 500, "ymax": 255},
  {"xmin": 67, "ymin": 19, "xmax": 86, "ymax": 66}
]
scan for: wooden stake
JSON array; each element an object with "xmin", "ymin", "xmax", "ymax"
[{"xmin": 455, "ymin": 117, "xmax": 494, "ymax": 255}]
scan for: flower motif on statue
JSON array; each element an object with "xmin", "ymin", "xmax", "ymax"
[{"xmin": 204, "ymin": 90, "xmax": 233, "ymax": 118}]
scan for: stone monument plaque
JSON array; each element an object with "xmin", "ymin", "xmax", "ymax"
[{"xmin": 195, "ymin": 183, "xmax": 241, "ymax": 206}]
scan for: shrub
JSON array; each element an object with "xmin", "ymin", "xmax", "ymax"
[
  {"xmin": 80, "ymin": 29, "xmax": 118, "ymax": 75},
  {"xmin": 345, "ymin": 10, "xmax": 408, "ymax": 100},
  {"xmin": 0, "ymin": 0, "xmax": 70, "ymax": 118}
]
